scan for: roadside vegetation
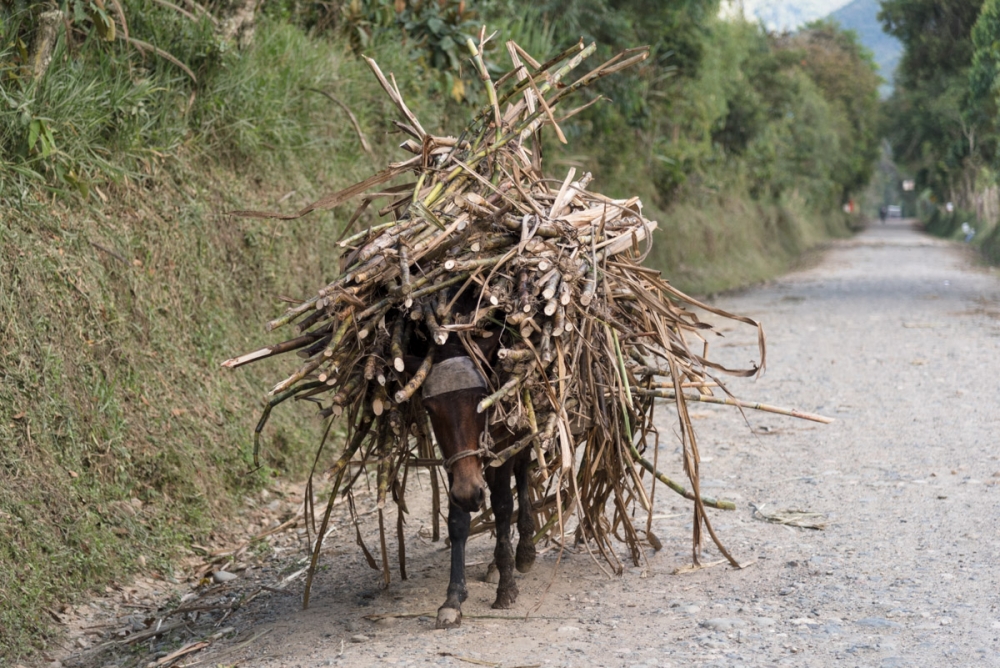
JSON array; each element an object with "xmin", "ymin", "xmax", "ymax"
[
  {"xmin": 879, "ymin": 0, "xmax": 1000, "ymax": 262},
  {"xmin": 1, "ymin": 0, "xmax": 880, "ymax": 660}
]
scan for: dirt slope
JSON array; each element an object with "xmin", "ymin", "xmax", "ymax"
[{"xmin": 54, "ymin": 218, "xmax": 1000, "ymax": 668}]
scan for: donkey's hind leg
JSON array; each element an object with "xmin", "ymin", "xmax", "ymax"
[
  {"xmin": 485, "ymin": 461, "xmax": 518, "ymax": 608},
  {"xmin": 513, "ymin": 451, "xmax": 537, "ymax": 573}
]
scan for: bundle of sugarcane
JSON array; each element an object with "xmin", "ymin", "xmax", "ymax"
[{"xmin": 224, "ymin": 31, "xmax": 831, "ymax": 592}]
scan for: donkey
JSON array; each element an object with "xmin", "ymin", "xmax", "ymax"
[{"xmin": 406, "ymin": 330, "xmax": 537, "ymax": 629}]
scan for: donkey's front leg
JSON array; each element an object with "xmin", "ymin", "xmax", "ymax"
[
  {"xmin": 513, "ymin": 451, "xmax": 536, "ymax": 573},
  {"xmin": 486, "ymin": 462, "xmax": 518, "ymax": 608},
  {"xmin": 436, "ymin": 503, "xmax": 470, "ymax": 629}
]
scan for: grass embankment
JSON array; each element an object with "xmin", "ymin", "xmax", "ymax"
[
  {"xmin": 0, "ymin": 17, "xmax": 443, "ymax": 658},
  {"xmin": 1, "ymin": 16, "xmax": 851, "ymax": 664},
  {"xmin": 917, "ymin": 202, "xmax": 1000, "ymax": 265}
]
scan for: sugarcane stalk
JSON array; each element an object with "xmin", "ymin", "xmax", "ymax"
[
  {"xmin": 580, "ymin": 270, "xmax": 597, "ymax": 307},
  {"xmin": 632, "ymin": 389, "xmax": 833, "ymax": 424},
  {"xmin": 391, "ymin": 318, "xmax": 406, "ymax": 373},
  {"xmin": 541, "ymin": 271, "xmax": 561, "ymax": 301},
  {"xmin": 358, "ymin": 303, "xmax": 392, "ymax": 340},
  {"xmin": 540, "ymin": 321, "xmax": 554, "ymax": 364},
  {"xmin": 423, "ymin": 302, "xmax": 448, "ymax": 346},
  {"xmin": 519, "ymin": 316, "xmax": 540, "ymax": 340},
  {"xmin": 559, "ymin": 280, "xmax": 572, "ymax": 306},
  {"xmin": 466, "ymin": 36, "xmax": 502, "ymax": 145},
  {"xmin": 377, "ymin": 449, "xmax": 390, "ymax": 509},
  {"xmin": 506, "ymin": 309, "xmax": 534, "ymax": 327},
  {"xmin": 552, "ymin": 304, "xmax": 566, "ymax": 337},
  {"xmin": 221, "ymin": 331, "xmax": 323, "ymax": 369},
  {"xmin": 399, "ymin": 243, "xmax": 411, "ymax": 305},
  {"xmin": 329, "ymin": 373, "xmax": 364, "ymax": 409},
  {"xmin": 444, "ymin": 255, "xmax": 503, "ymax": 273},
  {"xmin": 268, "ymin": 328, "xmax": 342, "ymax": 397},
  {"xmin": 338, "ymin": 220, "xmax": 399, "ymax": 249},
  {"xmin": 476, "ymin": 374, "xmax": 523, "ymax": 414},
  {"xmin": 266, "ymin": 295, "xmax": 323, "ymax": 332},
  {"xmin": 394, "ymin": 347, "xmax": 433, "ymax": 403},
  {"xmin": 497, "ymin": 347, "xmax": 533, "ymax": 362},
  {"xmin": 518, "ymin": 271, "xmax": 531, "ymax": 312}
]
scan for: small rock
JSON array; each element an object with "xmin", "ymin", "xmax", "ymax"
[
  {"xmin": 751, "ymin": 617, "xmax": 776, "ymax": 627},
  {"xmin": 939, "ymin": 616, "xmax": 953, "ymax": 626},
  {"xmin": 558, "ymin": 625, "xmax": 580, "ymax": 633},
  {"xmin": 212, "ymin": 570, "xmax": 238, "ymax": 583},
  {"xmin": 789, "ymin": 617, "xmax": 819, "ymax": 626},
  {"xmin": 678, "ymin": 605, "xmax": 701, "ymax": 614},
  {"xmin": 700, "ymin": 618, "xmax": 746, "ymax": 632},
  {"xmin": 350, "ymin": 634, "xmax": 369, "ymax": 643}
]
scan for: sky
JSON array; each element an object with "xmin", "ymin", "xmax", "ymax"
[{"xmin": 720, "ymin": 0, "xmax": 855, "ymax": 32}]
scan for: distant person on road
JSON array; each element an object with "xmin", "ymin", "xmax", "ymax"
[{"xmin": 879, "ymin": 205, "xmax": 887, "ymax": 223}]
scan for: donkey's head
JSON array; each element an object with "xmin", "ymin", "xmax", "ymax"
[
  {"xmin": 422, "ymin": 356, "xmax": 490, "ymax": 512},
  {"xmin": 401, "ymin": 285, "xmax": 504, "ymax": 512}
]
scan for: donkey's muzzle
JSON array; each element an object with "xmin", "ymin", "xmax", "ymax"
[{"xmin": 451, "ymin": 484, "xmax": 486, "ymax": 513}]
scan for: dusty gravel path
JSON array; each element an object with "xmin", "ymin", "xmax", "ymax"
[{"xmin": 60, "ymin": 219, "xmax": 1000, "ymax": 668}]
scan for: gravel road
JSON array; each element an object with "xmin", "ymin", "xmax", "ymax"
[{"xmin": 59, "ymin": 219, "xmax": 1000, "ymax": 668}]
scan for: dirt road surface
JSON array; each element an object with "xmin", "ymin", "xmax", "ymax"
[{"xmin": 58, "ymin": 219, "xmax": 1000, "ymax": 668}]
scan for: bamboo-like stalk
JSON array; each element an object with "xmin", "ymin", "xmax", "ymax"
[
  {"xmin": 391, "ymin": 318, "xmax": 406, "ymax": 373},
  {"xmin": 221, "ymin": 331, "xmax": 322, "ymax": 369},
  {"xmin": 477, "ymin": 374, "xmax": 523, "ymax": 414},
  {"xmin": 394, "ymin": 348, "xmax": 433, "ymax": 404},
  {"xmin": 633, "ymin": 388, "xmax": 832, "ymax": 423}
]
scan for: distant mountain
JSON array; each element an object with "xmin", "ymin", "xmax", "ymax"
[
  {"xmin": 725, "ymin": 0, "xmax": 903, "ymax": 96},
  {"xmin": 829, "ymin": 0, "xmax": 902, "ymax": 96},
  {"xmin": 729, "ymin": 0, "xmax": 853, "ymax": 32}
]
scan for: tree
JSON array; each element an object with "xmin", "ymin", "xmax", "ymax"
[
  {"xmin": 969, "ymin": 0, "xmax": 1000, "ymax": 143},
  {"xmin": 777, "ymin": 20, "xmax": 882, "ymax": 198},
  {"xmin": 879, "ymin": 0, "xmax": 985, "ymax": 86},
  {"xmin": 879, "ymin": 0, "xmax": 988, "ymax": 201}
]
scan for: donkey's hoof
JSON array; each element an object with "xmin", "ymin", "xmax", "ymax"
[
  {"xmin": 492, "ymin": 584, "xmax": 519, "ymax": 609},
  {"xmin": 515, "ymin": 541, "xmax": 536, "ymax": 573},
  {"xmin": 436, "ymin": 607, "xmax": 462, "ymax": 629}
]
